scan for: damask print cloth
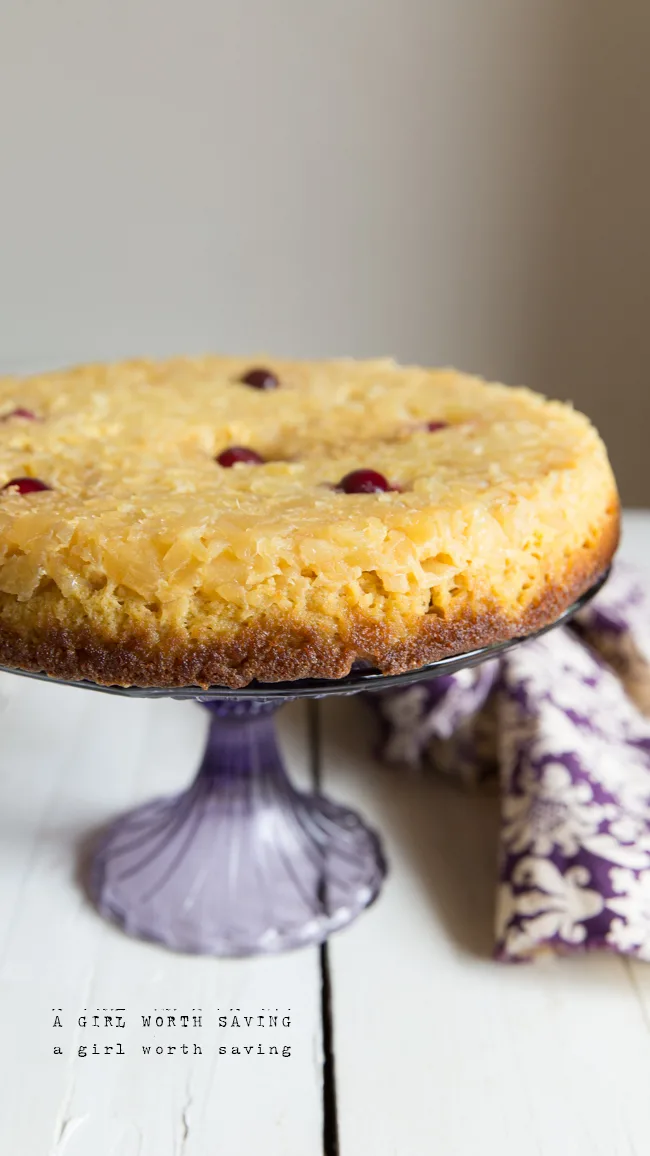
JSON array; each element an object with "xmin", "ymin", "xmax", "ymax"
[{"xmin": 372, "ymin": 563, "xmax": 650, "ymax": 961}]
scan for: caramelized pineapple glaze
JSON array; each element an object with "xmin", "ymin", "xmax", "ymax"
[{"xmin": 0, "ymin": 356, "xmax": 619, "ymax": 688}]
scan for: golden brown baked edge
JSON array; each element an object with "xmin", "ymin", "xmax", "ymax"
[
  {"xmin": 0, "ymin": 504, "xmax": 620, "ymax": 689},
  {"xmin": 0, "ymin": 505, "xmax": 621, "ymax": 689}
]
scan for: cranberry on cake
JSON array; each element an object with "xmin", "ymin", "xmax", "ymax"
[{"xmin": 0, "ymin": 355, "xmax": 619, "ymax": 688}]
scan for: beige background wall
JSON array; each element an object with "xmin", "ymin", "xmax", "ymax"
[{"xmin": 0, "ymin": 0, "xmax": 647, "ymax": 503}]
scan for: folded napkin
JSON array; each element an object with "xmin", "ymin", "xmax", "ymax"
[{"xmin": 371, "ymin": 563, "xmax": 650, "ymax": 961}]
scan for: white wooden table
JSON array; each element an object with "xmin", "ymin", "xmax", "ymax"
[{"xmin": 1, "ymin": 510, "xmax": 648, "ymax": 1156}]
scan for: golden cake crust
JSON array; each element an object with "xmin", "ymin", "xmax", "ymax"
[
  {"xmin": 0, "ymin": 355, "xmax": 620, "ymax": 688},
  {"xmin": 0, "ymin": 508, "xmax": 619, "ymax": 687}
]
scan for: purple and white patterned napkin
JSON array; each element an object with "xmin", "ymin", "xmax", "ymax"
[{"xmin": 371, "ymin": 563, "xmax": 650, "ymax": 961}]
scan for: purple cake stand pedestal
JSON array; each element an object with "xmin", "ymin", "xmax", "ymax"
[
  {"xmin": 90, "ymin": 697, "xmax": 385, "ymax": 956},
  {"xmin": 0, "ymin": 569, "xmax": 608, "ymax": 957}
]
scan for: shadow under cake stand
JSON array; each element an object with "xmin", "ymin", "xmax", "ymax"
[{"xmin": 0, "ymin": 572, "xmax": 608, "ymax": 957}]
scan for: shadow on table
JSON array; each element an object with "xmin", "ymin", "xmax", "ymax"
[{"xmin": 322, "ymin": 697, "xmax": 501, "ymax": 959}]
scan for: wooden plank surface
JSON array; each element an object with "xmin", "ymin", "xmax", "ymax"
[
  {"xmin": 322, "ymin": 511, "xmax": 650, "ymax": 1156},
  {"xmin": 0, "ymin": 689, "xmax": 323, "ymax": 1156}
]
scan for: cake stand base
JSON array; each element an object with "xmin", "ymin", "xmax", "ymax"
[{"xmin": 89, "ymin": 699, "xmax": 386, "ymax": 956}]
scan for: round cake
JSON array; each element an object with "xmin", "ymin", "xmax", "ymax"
[{"xmin": 0, "ymin": 355, "xmax": 619, "ymax": 688}]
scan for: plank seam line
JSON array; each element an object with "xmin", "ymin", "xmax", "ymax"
[{"xmin": 308, "ymin": 701, "xmax": 340, "ymax": 1156}]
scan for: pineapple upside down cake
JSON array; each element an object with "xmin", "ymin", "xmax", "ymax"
[{"xmin": 0, "ymin": 356, "xmax": 619, "ymax": 688}]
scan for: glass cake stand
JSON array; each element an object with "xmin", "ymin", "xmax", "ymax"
[{"xmin": 0, "ymin": 571, "xmax": 608, "ymax": 957}]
